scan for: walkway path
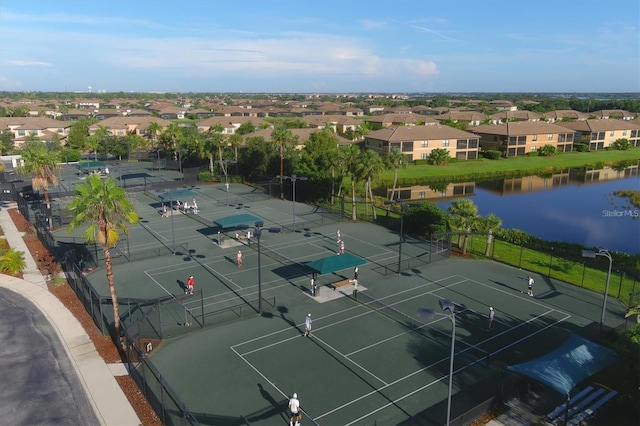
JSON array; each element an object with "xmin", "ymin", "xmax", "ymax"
[{"xmin": 0, "ymin": 201, "xmax": 141, "ymax": 426}]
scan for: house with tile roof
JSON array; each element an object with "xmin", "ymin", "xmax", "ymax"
[
  {"xmin": 555, "ymin": 119, "xmax": 640, "ymax": 149},
  {"xmin": 364, "ymin": 114, "xmax": 438, "ymax": 128},
  {"xmin": 543, "ymin": 110, "xmax": 590, "ymax": 123},
  {"xmin": 0, "ymin": 117, "xmax": 71, "ymax": 147},
  {"xmin": 89, "ymin": 117, "xmax": 172, "ymax": 139},
  {"xmin": 364, "ymin": 125, "xmax": 480, "ymax": 161},
  {"xmin": 471, "ymin": 122, "xmax": 576, "ymax": 156}
]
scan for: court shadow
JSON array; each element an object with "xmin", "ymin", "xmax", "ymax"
[
  {"xmin": 177, "ymin": 279, "xmax": 186, "ymax": 292},
  {"xmin": 277, "ymin": 306, "xmax": 296, "ymax": 329},
  {"xmin": 257, "ymin": 383, "xmax": 287, "ymax": 424}
]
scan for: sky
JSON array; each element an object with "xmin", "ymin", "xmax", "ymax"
[{"xmin": 0, "ymin": 0, "xmax": 638, "ymax": 94}]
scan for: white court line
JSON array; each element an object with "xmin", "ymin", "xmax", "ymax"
[
  {"xmin": 143, "ymin": 270, "xmax": 175, "ymax": 297},
  {"xmin": 323, "ymin": 309, "xmax": 572, "ymax": 424},
  {"xmin": 231, "ymin": 275, "xmax": 461, "ymax": 350}
]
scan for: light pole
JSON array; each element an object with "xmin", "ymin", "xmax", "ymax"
[
  {"xmin": 383, "ymin": 199, "xmax": 419, "ymax": 274},
  {"xmin": 240, "ymin": 221, "xmax": 267, "ymax": 315},
  {"xmin": 582, "ymin": 248, "xmax": 613, "ymax": 331},
  {"xmin": 282, "ymin": 174, "xmax": 308, "ymax": 233},
  {"xmin": 418, "ymin": 299, "xmax": 456, "ymax": 426}
]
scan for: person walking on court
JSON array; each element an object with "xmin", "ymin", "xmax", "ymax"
[
  {"xmin": 186, "ymin": 275, "xmax": 194, "ymax": 295},
  {"xmin": 288, "ymin": 392, "xmax": 301, "ymax": 426},
  {"xmin": 354, "ymin": 266, "xmax": 359, "ymax": 280},
  {"xmin": 527, "ymin": 276, "xmax": 535, "ymax": 297},
  {"xmin": 161, "ymin": 203, "xmax": 168, "ymax": 218},
  {"xmin": 487, "ymin": 307, "xmax": 495, "ymax": 331},
  {"xmin": 337, "ymin": 240, "xmax": 345, "ymax": 255},
  {"xmin": 304, "ymin": 313, "xmax": 312, "ymax": 337},
  {"xmin": 352, "ymin": 278, "xmax": 359, "ymax": 299},
  {"xmin": 336, "ymin": 228, "xmax": 341, "ymax": 243},
  {"xmin": 236, "ymin": 250, "xmax": 243, "ymax": 268}
]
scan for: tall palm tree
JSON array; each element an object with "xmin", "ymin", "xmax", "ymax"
[
  {"xmin": 226, "ymin": 132, "xmax": 243, "ymax": 175},
  {"xmin": 476, "ymin": 214, "xmax": 502, "ymax": 257},
  {"xmin": 147, "ymin": 121, "xmax": 162, "ymax": 145},
  {"xmin": 271, "ymin": 124, "xmax": 295, "ymax": 198},
  {"xmin": 385, "ymin": 148, "xmax": 408, "ymax": 202},
  {"xmin": 447, "ymin": 199, "xmax": 479, "ymax": 255},
  {"xmin": 66, "ymin": 174, "xmax": 139, "ymax": 335},
  {"xmin": 163, "ymin": 123, "xmax": 181, "ymax": 161},
  {"xmin": 360, "ymin": 150, "xmax": 385, "ymax": 219},
  {"xmin": 87, "ymin": 124, "xmax": 111, "ymax": 161},
  {"xmin": 342, "ymin": 144, "xmax": 364, "ymax": 220},
  {"xmin": 18, "ymin": 140, "xmax": 61, "ymax": 228}
]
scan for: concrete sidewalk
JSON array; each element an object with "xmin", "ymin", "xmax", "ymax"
[{"xmin": 0, "ymin": 202, "xmax": 141, "ymax": 426}]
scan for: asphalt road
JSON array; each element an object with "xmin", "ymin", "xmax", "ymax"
[{"xmin": 0, "ymin": 287, "xmax": 98, "ymax": 425}]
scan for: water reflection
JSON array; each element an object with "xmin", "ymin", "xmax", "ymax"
[{"xmin": 385, "ymin": 164, "xmax": 640, "ymax": 254}]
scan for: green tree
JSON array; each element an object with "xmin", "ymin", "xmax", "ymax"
[
  {"xmin": 87, "ymin": 124, "xmax": 111, "ymax": 161},
  {"xmin": 428, "ymin": 148, "xmax": 450, "ymax": 165},
  {"xmin": 447, "ymin": 199, "xmax": 479, "ymax": 255},
  {"xmin": 342, "ymin": 144, "xmax": 364, "ymax": 220},
  {"xmin": 0, "ymin": 130, "xmax": 15, "ymax": 155},
  {"xmin": 403, "ymin": 203, "xmax": 448, "ymax": 237},
  {"xmin": 66, "ymin": 175, "xmax": 139, "ymax": 335},
  {"xmin": 18, "ymin": 140, "xmax": 61, "ymax": 227},
  {"xmin": 66, "ymin": 118, "xmax": 95, "ymax": 151},
  {"xmin": 385, "ymin": 149, "xmax": 408, "ymax": 201},
  {"xmin": 624, "ymin": 305, "xmax": 640, "ymax": 344},
  {"xmin": 239, "ymin": 136, "xmax": 270, "ymax": 178},
  {"xmin": 236, "ymin": 121, "xmax": 256, "ymax": 135},
  {"xmin": 147, "ymin": 121, "xmax": 163, "ymax": 146}
]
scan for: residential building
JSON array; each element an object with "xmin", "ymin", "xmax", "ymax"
[
  {"xmin": 89, "ymin": 117, "xmax": 172, "ymax": 138},
  {"xmin": 0, "ymin": 117, "xmax": 71, "ymax": 147},
  {"xmin": 364, "ymin": 125, "xmax": 480, "ymax": 161},
  {"xmin": 472, "ymin": 122, "xmax": 576, "ymax": 156},
  {"xmin": 555, "ymin": 119, "xmax": 640, "ymax": 149},
  {"xmin": 365, "ymin": 113, "xmax": 437, "ymax": 128}
]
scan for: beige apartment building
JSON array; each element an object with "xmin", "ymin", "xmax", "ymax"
[
  {"xmin": 472, "ymin": 121, "xmax": 576, "ymax": 156},
  {"xmin": 364, "ymin": 125, "xmax": 480, "ymax": 161},
  {"xmin": 555, "ymin": 119, "xmax": 640, "ymax": 149},
  {"xmin": 0, "ymin": 117, "xmax": 71, "ymax": 147}
]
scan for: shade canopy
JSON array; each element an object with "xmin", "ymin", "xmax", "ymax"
[
  {"xmin": 506, "ymin": 334, "xmax": 618, "ymax": 395},
  {"xmin": 305, "ymin": 253, "xmax": 366, "ymax": 275},
  {"xmin": 77, "ymin": 161, "xmax": 106, "ymax": 170},
  {"xmin": 213, "ymin": 214, "xmax": 262, "ymax": 229},
  {"xmin": 157, "ymin": 189, "xmax": 197, "ymax": 201}
]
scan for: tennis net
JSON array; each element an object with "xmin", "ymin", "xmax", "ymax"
[{"xmin": 356, "ymin": 292, "xmax": 491, "ymax": 366}]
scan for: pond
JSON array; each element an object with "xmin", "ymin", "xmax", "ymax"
[{"xmin": 394, "ymin": 165, "xmax": 640, "ymax": 254}]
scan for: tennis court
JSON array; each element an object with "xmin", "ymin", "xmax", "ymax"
[{"xmin": 144, "ymin": 259, "xmax": 609, "ymax": 425}]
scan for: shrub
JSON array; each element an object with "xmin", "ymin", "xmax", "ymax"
[
  {"xmin": 198, "ymin": 171, "xmax": 214, "ymax": 181},
  {"xmin": 59, "ymin": 149, "xmax": 81, "ymax": 163},
  {"xmin": 481, "ymin": 150, "xmax": 502, "ymax": 160},
  {"xmin": 573, "ymin": 143, "xmax": 590, "ymax": 152},
  {"xmin": 0, "ymin": 248, "xmax": 26, "ymax": 275}
]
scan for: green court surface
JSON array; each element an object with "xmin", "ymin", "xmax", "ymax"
[{"xmin": 51, "ymin": 178, "xmax": 628, "ymax": 425}]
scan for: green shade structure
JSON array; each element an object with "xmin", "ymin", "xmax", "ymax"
[
  {"xmin": 305, "ymin": 253, "xmax": 366, "ymax": 275},
  {"xmin": 213, "ymin": 214, "xmax": 262, "ymax": 229}
]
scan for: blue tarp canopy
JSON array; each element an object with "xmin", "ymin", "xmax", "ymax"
[
  {"xmin": 506, "ymin": 334, "xmax": 618, "ymax": 395},
  {"xmin": 157, "ymin": 189, "xmax": 197, "ymax": 201},
  {"xmin": 304, "ymin": 253, "xmax": 366, "ymax": 275},
  {"xmin": 213, "ymin": 214, "xmax": 262, "ymax": 229}
]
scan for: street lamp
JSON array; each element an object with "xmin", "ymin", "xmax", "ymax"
[
  {"xmin": 582, "ymin": 248, "xmax": 613, "ymax": 331},
  {"xmin": 282, "ymin": 174, "xmax": 308, "ymax": 233},
  {"xmin": 383, "ymin": 198, "xmax": 420, "ymax": 274},
  {"xmin": 418, "ymin": 299, "xmax": 456, "ymax": 426}
]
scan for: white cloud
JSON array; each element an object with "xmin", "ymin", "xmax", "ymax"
[{"xmin": 4, "ymin": 60, "xmax": 53, "ymax": 67}]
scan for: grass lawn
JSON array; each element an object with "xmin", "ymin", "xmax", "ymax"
[{"xmin": 380, "ymin": 148, "xmax": 640, "ymax": 182}]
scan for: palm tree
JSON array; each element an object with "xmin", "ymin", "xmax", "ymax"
[
  {"xmin": 226, "ymin": 133, "xmax": 243, "ymax": 175},
  {"xmin": 360, "ymin": 150, "xmax": 385, "ymax": 220},
  {"xmin": 271, "ymin": 124, "xmax": 295, "ymax": 198},
  {"xmin": 147, "ymin": 121, "xmax": 162, "ymax": 145},
  {"xmin": 476, "ymin": 214, "xmax": 502, "ymax": 257},
  {"xmin": 447, "ymin": 199, "xmax": 479, "ymax": 255},
  {"xmin": 87, "ymin": 124, "xmax": 111, "ymax": 161},
  {"xmin": 342, "ymin": 144, "xmax": 363, "ymax": 220},
  {"xmin": 162, "ymin": 123, "xmax": 181, "ymax": 161},
  {"xmin": 18, "ymin": 140, "xmax": 61, "ymax": 228},
  {"xmin": 66, "ymin": 174, "xmax": 139, "ymax": 335},
  {"xmin": 385, "ymin": 148, "xmax": 408, "ymax": 202}
]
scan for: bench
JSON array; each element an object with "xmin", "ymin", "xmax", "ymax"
[
  {"xmin": 562, "ymin": 388, "xmax": 606, "ymax": 421},
  {"xmin": 547, "ymin": 386, "xmax": 594, "ymax": 421},
  {"xmin": 569, "ymin": 390, "xmax": 618, "ymax": 425},
  {"xmin": 330, "ymin": 279, "xmax": 352, "ymax": 290}
]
